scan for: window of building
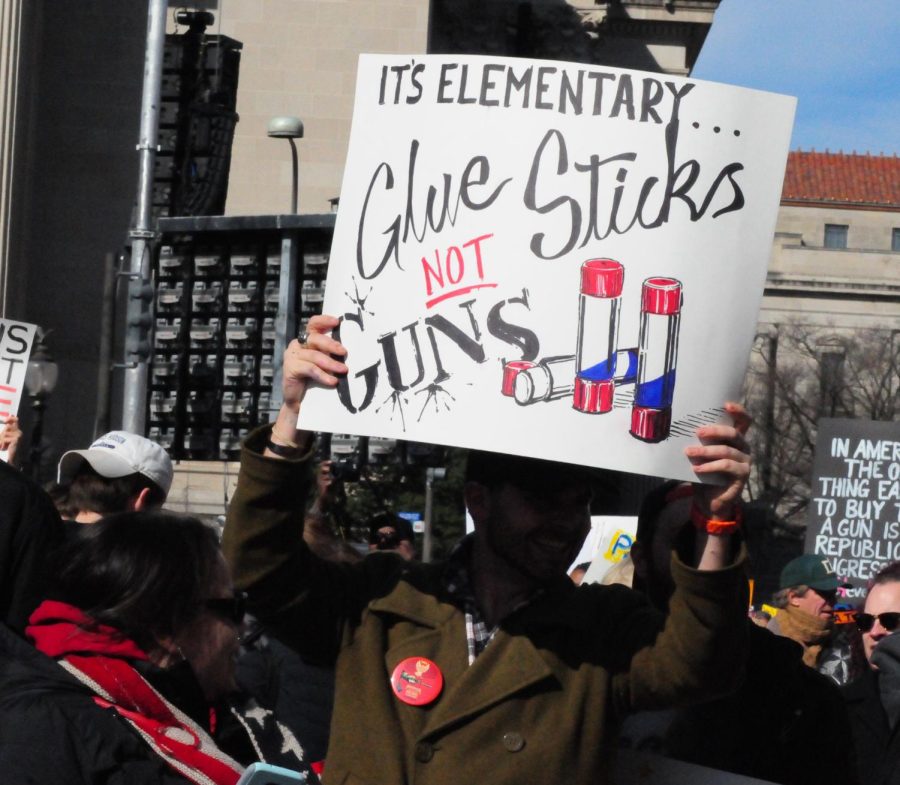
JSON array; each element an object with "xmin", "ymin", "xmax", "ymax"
[
  {"xmin": 892, "ymin": 228, "xmax": 900, "ymax": 252},
  {"xmin": 824, "ymin": 224, "xmax": 848, "ymax": 249}
]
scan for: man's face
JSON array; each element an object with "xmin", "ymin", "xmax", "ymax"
[
  {"xmin": 863, "ymin": 581, "xmax": 900, "ymax": 666},
  {"xmin": 476, "ymin": 480, "xmax": 592, "ymax": 585},
  {"xmin": 369, "ymin": 526, "xmax": 416, "ymax": 561},
  {"xmin": 174, "ymin": 556, "xmax": 241, "ymax": 700},
  {"xmin": 790, "ymin": 586, "xmax": 837, "ymax": 620}
]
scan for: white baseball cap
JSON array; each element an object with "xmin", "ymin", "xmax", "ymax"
[{"xmin": 58, "ymin": 431, "xmax": 174, "ymax": 496}]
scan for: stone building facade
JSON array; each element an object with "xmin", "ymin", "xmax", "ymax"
[{"xmin": 745, "ymin": 151, "xmax": 899, "ymax": 541}]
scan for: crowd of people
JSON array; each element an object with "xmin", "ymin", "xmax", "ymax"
[{"xmin": 0, "ymin": 314, "xmax": 897, "ymax": 784}]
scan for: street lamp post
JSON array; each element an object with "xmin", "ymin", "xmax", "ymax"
[
  {"xmin": 24, "ymin": 331, "xmax": 59, "ymax": 482},
  {"xmin": 267, "ymin": 116, "xmax": 304, "ymax": 214},
  {"xmin": 422, "ymin": 466, "xmax": 447, "ymax": 563}
]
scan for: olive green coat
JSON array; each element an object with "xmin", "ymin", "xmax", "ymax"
[{"xmin": 223, "ymin": 428, "xmax": 748, "ymax": 785}]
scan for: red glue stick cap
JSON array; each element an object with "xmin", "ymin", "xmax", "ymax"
[
  {"xmin": 641, "ymin": 278, "xmax": 682, "ymax": 315},
  {"xmin": 580, "ymin": 259, "xmax": 624, "ymax": 298},
  {"xmin": 573, "ymin": 376, "xmax": 614, "ymax": 414},
  {"xmin": 502, "ymin": 361, "xmax": 535, "ymax": 397},
  {"xmin": 630, "ymin": 406, "xmax": 673, "ymax": 442}
]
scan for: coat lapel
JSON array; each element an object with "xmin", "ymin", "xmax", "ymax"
[
  {"xmin": 419, "ymin": 625, "xmax": 557, "ymax": 739},
  {"xmin": 369, "ymin": 573, "xmax": 565, "ymax": 740}
]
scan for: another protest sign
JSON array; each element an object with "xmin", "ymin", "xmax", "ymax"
[
  {"xmin": 302, "ymin": 54, "xmax": 796, "ymax": 482},
  {"xmin": 570, "ymin": 515, "xmax": 637, "ymax": 584},
  {"xmin": 0, "ymin": 318, "xmax": 36, "ymax": 421},
  {"xmin": 806, "ymin": 418, "xmax": 900, "ymax": 599}
]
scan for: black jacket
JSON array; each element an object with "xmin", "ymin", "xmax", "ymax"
[
  {"xmin": 0, "ymin": 621, "xmax": 191, "ymax": 784},
  {"xmin": 843, "ymin": 667, "xmax": 900, "ymax": 785},
  {"xmin": 237, "ymin": 624, "xmax": 336, "ymax": 764},
  {"xmin": 0, "ymin": 462, "xmax": 64, "ymax": 632},
  {"xmin": 0, "ymin": 622, "xmax": 317, "ymax": 784},
  {"xmin": 666, "ymin": 622, "xmax": 855, "ymax": 785}
]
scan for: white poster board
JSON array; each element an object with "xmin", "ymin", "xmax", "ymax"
[
  {"xmin": 304, "ymin": 55, "xmax": 796, "ymax": 482},
  {"xmin": 0, "ymin": 318, "xmax": 36, "ymax": 421},
  {"xmin": 570, "ymin": 515, "xmax": 638, "ymax": 582}
]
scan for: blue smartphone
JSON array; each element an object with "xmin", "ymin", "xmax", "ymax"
[{"xmin": 236, "ymin": 762, "xmax": 307, "ymax": 785}]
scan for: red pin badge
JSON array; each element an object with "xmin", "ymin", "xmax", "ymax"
[{"xmin": 390, "ymin": 657, "xmax": 443, "ymax": 706}]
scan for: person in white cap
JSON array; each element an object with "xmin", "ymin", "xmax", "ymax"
[{"xmin": 57, "ymin": 431, "xmax": 174, "ymax": 524}]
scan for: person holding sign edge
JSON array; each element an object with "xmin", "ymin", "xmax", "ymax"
[{"xmin": 223, "ymin": 313, "xmax": 752, "ymax": 785}]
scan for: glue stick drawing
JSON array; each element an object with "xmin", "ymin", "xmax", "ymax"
[
  {"xmin": 501, "ymin": 360, "xmax": 536, "ymax": 397},
  {"xmin": 515, "ymin": 349, "xmax": 638, "ymax": 406},
  {"xmin": 630, "ymin": 277, "xmax": 683, "ymax": 443},
  {"xmin": 573, "ymin": 259, "xmax": 624, "ymax": 414}
]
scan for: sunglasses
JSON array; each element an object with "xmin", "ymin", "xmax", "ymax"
[
  {"xmin": 204, "ymin": 591, "xmax": 247, "ymax": 626},
  {"xmin": 855, "ymin": 611, "xmax": 900, "ymax": 633}
]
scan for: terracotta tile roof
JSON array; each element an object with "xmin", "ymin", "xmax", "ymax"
[{"xmin": 781, "ymin": 150, "xmax": 900, "ymax": 208}]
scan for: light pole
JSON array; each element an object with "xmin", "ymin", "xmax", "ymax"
[
  {"xmin": 24, "ymin": 331, "xmax": 59, "ymax": 482},
  {"xmin": 121, "ymin": 0, "xmax": 167, "ymax": 435},
  {"xmin": 267, "ymin": 116, "xmax": 304, "ymax": 213},
  {"xmin": 422, "ymin": 466, "xmax": 446, "ymax": 563}
]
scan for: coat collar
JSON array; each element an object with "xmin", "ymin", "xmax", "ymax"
[
  {"xmin": 368, "ymin": 569, "xmax": 456, "ymax": 628},
  {"xmin": 369, "ymin": 572, "xmax": 593, "ymax": 740},
  {"xmin": 369, "ymin": 568, "xmax": 599, "ymax": 633}
]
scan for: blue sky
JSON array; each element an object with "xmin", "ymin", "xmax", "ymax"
[{"xmin": 691, "ymin": 0, "xmax": 900, "ymax": 156}]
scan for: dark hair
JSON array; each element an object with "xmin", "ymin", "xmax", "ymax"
[
  {"xmin": 635, "ymin": 480, "xmax": 683, "ymax": 546},
  {"xmin": 66, "ymin": 465, "xmax": 166, "ymax": 515},
  {"xmin": 465, "ymin": 449, "xmax": 618, "ymax": 508},
  {"xmin": 872, "ymin": 561, "xmax": 900, "ymax": 588},
  {"xmin": 367, "ymin": 512, "xmax": 414, "ymax": 544},
  {"xmin": 44, "ymin": 480, "xmax": 77, "ymax": 519},
  {"xmin": 52, "ymin": 510, "xmax": 222, "ymax": 652}
]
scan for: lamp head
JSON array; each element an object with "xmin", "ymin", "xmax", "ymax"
[{"xmin": 267, "ymin": 116, "xmax": 304, "ymax": 139}]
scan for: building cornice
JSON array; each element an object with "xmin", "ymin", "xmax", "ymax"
[{"xmin": 781, "ymin": 199, "xmax": 900, "ymax": 213}]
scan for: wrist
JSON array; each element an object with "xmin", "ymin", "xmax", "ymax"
[
  {"xmin": 691, "ymin": 502, "xmax": 742, "ymax": 536},
  {"xmin": 270, "ymin": 404, "xmax": 306, "ymax": 449},
  {"xmin": 265, "ymin": 421, "xmax": 311, "ymax": 460}
]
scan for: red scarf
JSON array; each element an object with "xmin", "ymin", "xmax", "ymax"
[{"xmin": 27, "ymin": 601, "xmax": 244, "ymax": 785}]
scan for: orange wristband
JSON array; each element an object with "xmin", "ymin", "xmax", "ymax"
[{"xmin": 691, "ymin": 503, "xmax": 742, "ymax": 536}]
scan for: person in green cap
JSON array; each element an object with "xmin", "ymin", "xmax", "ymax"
[{"xmin": 768, "ymin": 554, "xmax": 852, "ymax": 676}]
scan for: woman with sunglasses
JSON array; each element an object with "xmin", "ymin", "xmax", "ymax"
[
  {"xmin": 843, "ymin": 561, "xmax": 900, "ymax": 785},
  {"xmin": 0, "ymin": 510, "xmax": 315, "ymax": 785}
]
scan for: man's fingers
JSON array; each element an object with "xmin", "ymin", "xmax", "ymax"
[
  {"xmin": 302, "ymin": 314, "xmax": 346, "ymax": 354},
  {"xmin": 295, "ymin": 359, "xmax": 342, "ymax": 388},
  {"xmin": 306, "ymin": 313, "xmax": 341, "ymax": 333},
  {"xmin": 694, "ymin": 426, "xmax": 750, "ymax": 457},
  {"xmin": 306, "ymin": 331, "xmax": 347, "ymax": 357},
  {"xmin": 723, "ymin": 401, "xmax": 752, "ymax": 436},
  {"xmin": 685, "ymin": 443, "xmax": 748, "ymax": 466},
  {"xmin": 286, "ymin": 343, "xmax": 348, "ymax": 376},
  {"xmin": 690, "ymin": 456, "xmax": 750, "ymax": 479}
]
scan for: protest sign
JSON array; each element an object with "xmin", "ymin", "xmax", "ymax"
[
  {"xmin": 0, "ymin": 318, "xmax": 36, "ymax": 422},
  {"xmin": 303, "ymin": 54, "xmax": 796, "ymax": 482},
  {"xmin": 570, "ymin": 515, "xmax": 637, "ymax": 583},
  {"xmin": 806, "ymin": 418, "xmax": 900, "ymax": 598}
]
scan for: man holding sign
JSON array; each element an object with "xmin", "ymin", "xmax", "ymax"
[{"xmin": 223, "ymin": 314, "xmax": 751, "ymax": 785}]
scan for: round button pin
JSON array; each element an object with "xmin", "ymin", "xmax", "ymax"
[{"xmin": 391, "ymin": 657, "xmax": 443, "ymax": 706}]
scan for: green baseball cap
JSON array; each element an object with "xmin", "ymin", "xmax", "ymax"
[{"xmin": 779, "ymin": 554, "xmax": 848, "ymax": 591}]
